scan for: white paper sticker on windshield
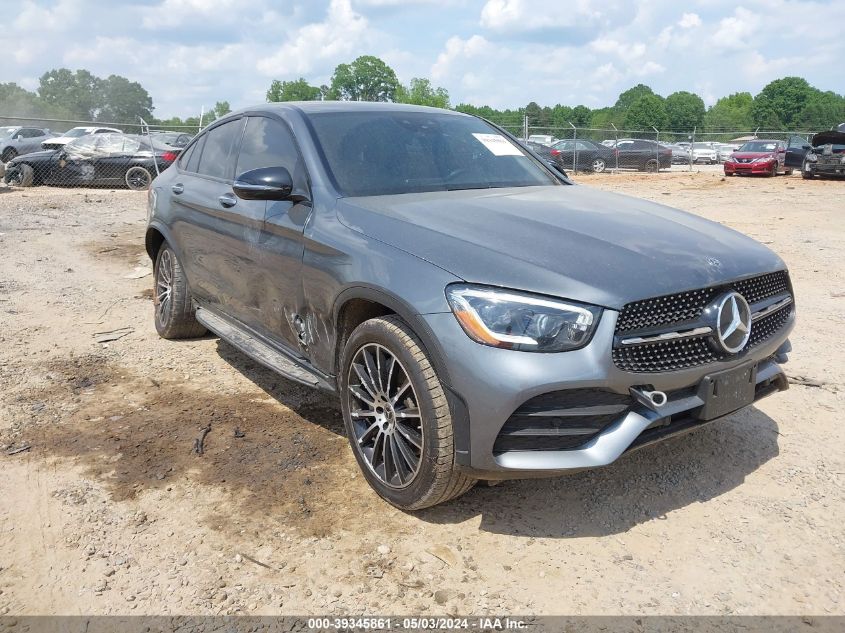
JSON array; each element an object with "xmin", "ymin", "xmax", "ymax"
[{"xmin": 472, "ymin": 133, "xmax": 522, "ymax": 156}]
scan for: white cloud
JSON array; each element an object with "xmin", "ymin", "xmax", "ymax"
[
  {"xmin": 712, "ymin": 7, "xmax": 759, "ymax": 48},
  {"xmin": 678, "ymin": 12, "xmax": 701, "ymax": 29},
  {"xmin": 431, "ymin": 35, "xmax": 491, "ymax": 80},
  {"xmin": 256, "ymin": 0, "xmax": 369, "ymax": 77}
]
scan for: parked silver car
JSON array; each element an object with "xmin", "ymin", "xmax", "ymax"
[
  {"xmin": 691, "ymin": 142, "xmax": 718, "ymax": 164},
  {"xmin": 0, "ymin": 126, "xmax": 52, "ymax": 162}
]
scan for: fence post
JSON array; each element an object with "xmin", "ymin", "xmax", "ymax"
[
  {"xmin": 611, "ymin": 123, "xmax": 619, "ymax": 171},
  {"xmin": 568, "ymin": 122, "xmax": 577, "ymax": 172},
  {"xmin": 690, "ymin": 126, "xmax": 696, "ymax": 171},
  {"xmin": 139, "ymin": 116, "xmax": 160, "ymax": 177},
  {"xmin": 652, "ymin": 126, "xmax": 659, "ymax": 173},
  {"xmin": 523, "ymin": 115, "xmax": 528, "ymax": 141}
]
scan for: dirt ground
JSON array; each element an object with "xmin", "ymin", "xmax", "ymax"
[{"xmin": 0, "ymin": 171, "xmax": 842, "ymax": 617}]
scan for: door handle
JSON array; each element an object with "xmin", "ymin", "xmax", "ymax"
[
  {"xmin": 171, "ymin": 183, "xmax": 184, "ymax": 194},
  {"xmin": 218, "ymin": 193, "xmax": 237, "ymax": 208}
]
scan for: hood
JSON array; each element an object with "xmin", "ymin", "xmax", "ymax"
[
  {"xmin": 336, "ymin": 186, "xmax": 785, "ymax": 310},
  {"xmin": 8, "ymin": 149, "xmax": 56, "ymax": 164},
  {"xmin": 731, "ymin": 151, "xmax": 776, "ymax": 159},
  {"xmin": 811, "ymin": 130, "xmax": 845, "ymax": 147}
]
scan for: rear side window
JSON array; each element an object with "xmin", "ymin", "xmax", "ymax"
[
  {"xmin": 197, "ymin": 119, "xmax": 243, "ymax": 180},
  {"xmin": 186, "ymin": 135, "xmax": 205, "ymax": 173},
  {"xmin": 236, "ymin": 117, "xmax": 299, "ymax": 176}
]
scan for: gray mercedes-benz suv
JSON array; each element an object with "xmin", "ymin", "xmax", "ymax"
[{"xmin": 145, "ymin": 102, "xmax": 794, "ymax": 509}]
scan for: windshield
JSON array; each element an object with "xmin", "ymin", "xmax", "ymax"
[
  {"xmin": 692, "ymin": 143, "xmax": 714, "ymax": 149},
  {"xmin": 63, "ymin": 128, "xmax": 93, "ymax": 138},
  {"xmin": 307, "ymin": 111, "xmax": 557, "ymax": 197},
  {"xmin": 739, "ymin": 141, "xmax": 778, "ymax": 152},
  {"xmin": 0, "ymin": 126, "xmax": 17, "ymax": 138}
]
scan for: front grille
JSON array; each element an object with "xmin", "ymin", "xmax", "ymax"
[
  {"xmin": 613, "ymin": 271, "xmax": 793, "ymax": 373},
  {"xmin": 493, "ymin": 389, "xmax": 630, "ymax": 453}
]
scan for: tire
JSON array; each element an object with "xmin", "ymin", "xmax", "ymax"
[
  {"xmin": 153, "ymin": 244, "xmax": 207, "ymax": 339},
  {"xmin": 126, "ymin": 166, "xmax": 153, "ymax": 191},
  {"xmin": 768, "ymin": 163, "xmax": 777, "ymax": 177},
  {"xmin": 1, "ymin": 148, "xmax": 17, "ymax": 163},
  {"xmin": 7, "ymin": 163, "xmax": 34, "ymax": 187},
  {"xmin": 802, "ymin": 162, "xmax": 815, "ymax": 179},
  {"xmin": 340, "ymin": 315, "xmax": 476, "ymax": 510},
  {"xmin": 591, "ymin": 158, "xmax": 606, "ymax": 173},
  {"xmin": 644, "ymin": 159, "xmax": 659, "ymax": 173}
]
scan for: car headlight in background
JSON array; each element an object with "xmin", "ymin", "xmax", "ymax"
[
  {"xmin": 446, "ymin": 284, "xmax": 601, "ymax": 352},
  {"xmin": 752, "ymin": 156, "xmax": 774, "ymax": 163},
  {"xmin": 805, "ymin": 153, "xmax": 817, "ymax": 162}
]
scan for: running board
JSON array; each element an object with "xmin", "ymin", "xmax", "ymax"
[{"xmin": 195, "ymin": 307, "xmax": 335, "ymax": 392}]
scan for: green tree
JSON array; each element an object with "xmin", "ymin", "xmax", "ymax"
[
  {"xmin": 665, "ymin": 91, "xmax": 705, "ymax": 131},
  {"xmin": 752, "ymin": 77, "xmax": 815, "ymax": 129},
  {"xmin": 794, "ymin": 90, "xmax": 845, "ymax": 130},
  {"xmin": 615, "ymin": 84, "xmax": 656, "ymax": 111},
  {"xmin": 624, "ymin": 94, "xmax": 668, "ymax": 130},
  {"xmin": 571, "ymin": 105, "xmax": 592, "ymax": 127},
  {"xmin": 37, "ymin": 68, "xmax": 102, "ymax": 119},
  {"xmin": 212, "ymin": 101, "xmax": 231, "ymax": 119},
  {"xmin": 97, "ymin": 74, "xmax": 154, "ymax": 123},
  {"xmin": 326, "ymin": 55, "xmax": 400, "ymax": 102},
  {"xmin": 266, "ymin": 78, "xmax": 322, "ymax": 102},
  {"xmin": 703, "ymin": 92, "xmax": 754, "ymax": 131},
  {"xmin": 395, "ymin": 78, "xmax": 449, "ymax": 108}
]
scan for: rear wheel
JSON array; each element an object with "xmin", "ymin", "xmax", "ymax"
[
  {"xmin": 126, "ymin": 166, "xmax": 152, "ymax": 191},
  {"xmin": 591, "ymin": 158, "xmax": 606, "ymax": 173},
  {"xmin": 1, "ymin": 148, "xmax": 17, "ymax": 163},
  {"xmin": 644, "ymin": 159, "xmax": 659, "ymax": 173},
  {"xmin": 340, "ymin": 316, "xmax": 476, "ymax": 510},
  {"xmin": 153, "ymin": 245, "xmax": 207, "ymax": 339}
]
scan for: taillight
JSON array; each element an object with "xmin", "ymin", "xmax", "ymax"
[
  {"xmin": 550, "ymin": 149, "xmax": 560, "ymax": 156},
  {"xmin": 161, "ymin": 151, "xmax": 177, "ymax": 162}
]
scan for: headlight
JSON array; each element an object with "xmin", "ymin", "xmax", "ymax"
[
  {"xmin": 805, "ymin": 153, "xmax": 817, "ymax": 162},
  {"xmin": 446, "ymin": 284, "xmax": 601, "ymax": 352},
  {"xmin": 752, "ymin": 156, "xmax": 773, "ymax": 163}
]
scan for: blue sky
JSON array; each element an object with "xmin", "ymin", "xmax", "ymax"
[{"xmin": 2, "ymin": 0, "xmax": 843, "ymax": 119}]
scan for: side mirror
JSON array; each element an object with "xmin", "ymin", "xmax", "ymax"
[
  {"xmin": 233, "ymin": 166, "xmax": 297, "ymax": 201},
  {"xmin": 15, "ymin": 135, "xmax": 23, "ymax": 141}
]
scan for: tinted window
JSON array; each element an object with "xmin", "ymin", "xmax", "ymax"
[
  {"xmin": 197, "ymin": 119, "xmax": 243, "ymax": 180},
  {"xmin": 236, "ymin": 117, "xmax": 299, "ymax": 176},
  {"xmin": 186, "ymin": 135, "xmax": 206, "ymax": 173},
  {"xmin": 308, "ymin": 111, "xmax": 556, "ymax": 197},
  {"xmin": 21, "ymin": 129, "xmax": 42, "ymax": 138}
]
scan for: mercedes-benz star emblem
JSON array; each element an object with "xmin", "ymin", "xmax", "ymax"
[{"xmin": 708, "ymin": 291, "xmax": 752, "ymax": 354}]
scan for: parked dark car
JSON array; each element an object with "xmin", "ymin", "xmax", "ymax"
[
  {"xmin": 0, "ymin": 126, "xmax": 51, "ymax": 162},
  {"xmin": 3, "ymin": 133, "xmax": 180, "ymax": 190},
  {"xmin": 519, "ymin": 139, "xmax": 556, "ymax": 161},
  {"xmin": 150, "ymin": 131, "xmax": 194, "ymax": 148},
  {"xmin": 146, "ymin": 102, "xmax": 793, "ymax": 509},
  {"xmin": 612, "ymin": 138, "xmax": 672, "ymax": 171},
  {"xmin": 801, "ymin": 124, "xmax": 845, "ymax": 179},
  {"xmin": 723, "ymin": 139, "xmax": 791, "ymax": 177},
  {"xmin": 550, "ymin": 139, "xmax": 616, "ymax": 173}
]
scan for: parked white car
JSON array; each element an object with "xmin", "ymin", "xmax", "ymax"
[
  {"xmin": 716, "ymin": 143, "xmax": 741, "ymax": 163},
  {"xmin": 41, "ymin": 126, "xmax": 122, "ymax": 150},
  {"xmin": 691, "ymin": 142, "xmax": 718, "ymax": 164}
]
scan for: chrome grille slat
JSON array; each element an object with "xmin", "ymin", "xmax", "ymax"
[{"xmin": 613, "ymin": 271, "xmax": 792, "ymax": 373}]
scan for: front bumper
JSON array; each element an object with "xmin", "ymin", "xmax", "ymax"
[
  {"xmin": 725, "ymin": 161, "xmax": 774, "ymax": 175},
  {"xmin": 422, "ymin": 307, "xmax": 794, "ymax": 478},
  {"xmin": 804, "ymin": 161, "xmax": 845, "ymax": 176}
]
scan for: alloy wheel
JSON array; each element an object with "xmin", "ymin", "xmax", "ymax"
[
  {"xmin": 155, "ymin": 249, "xmax": 173, "ymax": 327},
  {"xmin": 592, "ymin": 158, "xmax": 606, "ymax": 173},
  {"xmin": 126, "ymin": 167, "xmax": 151, "ymax": 191},
  {"xmin": 347, "ymin": 343, "xmax": 423, "ymax": 489}
]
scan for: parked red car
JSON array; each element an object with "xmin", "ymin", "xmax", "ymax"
[{"xmin": 724, "ymin": 140, "xmax": 792, "ymax": 177}]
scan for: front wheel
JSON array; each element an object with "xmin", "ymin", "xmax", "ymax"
[
  {"xmin": 802, "ymin": 162, "xmax": 815, "ymax": 179},
  {"xmin": 1, "ymin": 148, "xmax": 17, "ymax": 163},
  {"xmin": 768, "ymin": 163, "xmax": 777, "ymax": 177},
  {"xmin": 340, "ymin": 316, "xmax": 476, "ymax": 510},
  {"xmin": 6, "ymin": 164, "xmax": 34, "ymax": 187}
]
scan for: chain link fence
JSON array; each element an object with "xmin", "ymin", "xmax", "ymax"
[
  {"xmin": 0, "ymin": 112, "xmax": 822, "ymax": 191},
  {"xmin": 491, "ymin": 116, "xmax": 818, "ymax": 175},
  {"xmin": 0, "ymin": 114, "xmax": 198, "ymax": 191}
]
